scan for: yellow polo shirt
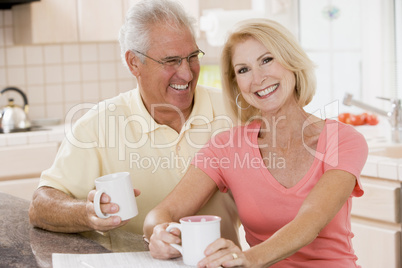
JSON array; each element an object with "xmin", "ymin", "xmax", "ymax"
[{"xmin": 39, "ymin": 85, "xmax": 239, "ymax": 244}]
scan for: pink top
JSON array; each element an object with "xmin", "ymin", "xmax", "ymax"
[{"xmin": 192, "ymin": 119, "xmax": 368, "ymax": 268}]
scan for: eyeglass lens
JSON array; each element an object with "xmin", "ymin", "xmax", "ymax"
[{"xmin": 164, "ymin": 51, "xmax": 204, "ymax": 66}]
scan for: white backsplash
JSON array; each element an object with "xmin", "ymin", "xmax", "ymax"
[{"xmin": 0, "ymin": 9, "xmax": 137, "ymax": 122}]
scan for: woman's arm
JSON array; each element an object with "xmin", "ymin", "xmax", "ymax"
[
  {"xmin": 143, "ymin": 165, "xmax": 219, "ymax": 259},
  {"xmin": 199, "ymin": 169, "xmax": 357, "ymax": 268}
]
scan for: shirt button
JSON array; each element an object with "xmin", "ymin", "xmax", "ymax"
[{"xmin": 177, "ymin": 145, "xmax": 181, "ymax": 151}]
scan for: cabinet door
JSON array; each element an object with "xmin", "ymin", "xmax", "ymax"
[
  {"xmin": 0, "ymin": 142, "xmax": 59, "ymax": 180},
  {"xmin": 352, "ymin": 221, "xmax": 401, "ymax": 268},
  {"xmin": 352, "ymin": 179, "xmax": 400, "ymax": 223},
  {"xmin": 77, "ymin": 0, "xmax": 124, "ymax": 42},
  {"xmin": 13, "ymin": 0, "xmax": 78, "ymax": 44}
]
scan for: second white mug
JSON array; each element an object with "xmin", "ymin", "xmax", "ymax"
[{"xmin": 166, "ymin": 215, "xmax": 221, "ymax": 266}]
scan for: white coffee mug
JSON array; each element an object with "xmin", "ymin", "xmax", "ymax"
[
  {"xmin": 93, "ymin": 172, "xmax": 138, "ymax": 221},
  {"xmin": 166, "ymin": 215, "xmax": 221, "ymax": 266}
]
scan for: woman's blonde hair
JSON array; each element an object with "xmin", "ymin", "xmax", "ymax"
[{"xmin": 221, "ymin": 18, "xmax": 316, "ymax": 123}]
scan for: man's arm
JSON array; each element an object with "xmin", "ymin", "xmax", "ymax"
[{"xmin": 29, "ymin": 186, "xmax": 128, "ymax": 233}]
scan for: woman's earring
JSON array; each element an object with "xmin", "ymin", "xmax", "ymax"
[{"xmin": 236, "ymin": 93, "xmax": 251, "ymax": 110}]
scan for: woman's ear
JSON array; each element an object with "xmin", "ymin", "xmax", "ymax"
[{"xmin": 125, "ymin": 50, "xmax": 140, "ymax": 76}]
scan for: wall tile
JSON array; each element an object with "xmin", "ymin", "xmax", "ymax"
[
  {"xmin": 82, "ymin": 63, "xmax": 99, "ymax": 81},
  {"xmin": 46, "ymin": 84, "xmax": 63, "ymax": 103},
  {"xmin": 99, "ymin": 62, "xmax": 116, "ymax": 80},
  {"xmin": 100, "ymin": 81, "xmax": 117, "ymax": 99},
  {"xmin": 99, "ymin": 43, "xmax": 118, "ymax": 61},
  {"xmin": 4, "ymin": 27, "xmax": 13, "ymax": 46},
  {"xmin": 117, "ymin": 79, "xmax": 136, "ymax": 93},
  {"xmin": 7, "ymin": 66, "xmax": 25, "ymax": 85},
  {"xmin": 44, "ymin": 45, "xmax": 62, "ymax": 64},
  {"xmin": 63, "ymin": 64, "xmax": 81, "ymax": 83},
  {"xmin": 46, "ymin": 103, "xmax": 65, "ymax": 119},
  {"xmin": 44, "ymin": 65, "xmax": 63, "ymax": 84},
  {"xmin": 0, "ymin": 48, "xmax": 5, "ymax": 66},
  {"xmin": 0, "ymin": 67, "xmax": 6, "ymax": 87},
  {"xmin": 81, "ymin": 44, "xmax": 98, "ymax": 62},
  {"xmin": 6, "ymin": 46, "xmax": 24, "ymax": 66},
  {"xmin": 116, "ymin": 63, "xmax": 132, "ymax": 79},
  {"xmin": 62, "ymin": 44, "xmax": 80, "ymax": 63},
  {"xmin": 27, "ymin": 85, "xmax": 45, "ymax": 105},
  {"xmin": 82, "ymin": 81, "xmax": 100, "ymax": 102},
  {"xmin": 26, "ymin": 66, "xmax": 44, "ymax": 85},
  {"xmin": 25, "ymin": 46, "xmax": 44, "ymax": 65},
  {"xmin": 28, "ymin": 104, "xmax": 46, "ymax": 119},
  {"xmin": 0, "ymin": 28, "xmax": 5, "ymax": 47},
  {"xmin": 64, "ymin": 83, "xmax": 82, "ymax": 102},
  {"xmin": 0, "ymin": 13, "xmax": 138, "ymax": 122}
]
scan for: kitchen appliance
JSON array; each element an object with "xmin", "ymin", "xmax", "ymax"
[{"xmin": 0, "ymin": 87, "xmax": 31, "ymax": 133}]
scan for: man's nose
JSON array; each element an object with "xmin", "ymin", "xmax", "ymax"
[{"xmin": 176, "ymin": 60, "xmax": 194, "ymax": 81}]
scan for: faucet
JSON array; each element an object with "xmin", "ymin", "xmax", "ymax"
[{"xmin": 343, "ymin": 93, "xmax": 402, "ymax": 143}]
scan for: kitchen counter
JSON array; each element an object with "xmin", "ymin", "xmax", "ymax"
[
  {"xmin": 0, "ymin": 193, "xmax": 147, "ymax": 268},
  {"xmin": 0, "ymin": 124, "xmax": 67, "ymax": 147},
  {"xmin": 353, "ymin": 122, "xmax": 402, "ymax": 182}
]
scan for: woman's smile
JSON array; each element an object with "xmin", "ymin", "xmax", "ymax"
[{"xmin": 255, "ymin": 83, "xmax": 279, "ymax": 97}]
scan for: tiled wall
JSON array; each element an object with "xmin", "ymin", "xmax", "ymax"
[{"xmin": 0, "ymin": 9, "xmax": 136, "ymax": 122}]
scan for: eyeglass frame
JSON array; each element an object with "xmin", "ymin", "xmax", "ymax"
[{"xmin": 131, "ymin": 49, "xmax": 205, "ymax": 68}]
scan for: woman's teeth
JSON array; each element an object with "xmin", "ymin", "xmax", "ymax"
[
  {"xmin": 256, "ymin": 84, "xmax": 278, "ymax": 97},
  {"xmin": 170, "ymin": 84, "xmax": 189, "ymax": 90}
]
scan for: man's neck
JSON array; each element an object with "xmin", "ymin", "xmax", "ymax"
[{"xmin": 151, "ymin": 106, "xmax": 193, "ymax": 133}]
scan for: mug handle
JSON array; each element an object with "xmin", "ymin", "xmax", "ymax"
[
  {"xmin": 165, "ymin": 223, "xmax": 183, "ymax": 254},
  {"xmin": 94, "ymin": 189, "xmax": 110, "ymax": 219}
]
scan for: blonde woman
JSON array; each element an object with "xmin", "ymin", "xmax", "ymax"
[{"xmin": 144, "ymin": 18, "xmax": 368, "ymax": 268}]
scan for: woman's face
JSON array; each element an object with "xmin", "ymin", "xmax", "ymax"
[{"xmin": 232, "ymin": 37, "xmax": 296, "ymax": 113}]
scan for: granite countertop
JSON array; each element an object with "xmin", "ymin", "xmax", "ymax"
[{"xmin": 0, "ymin": 193, "xmax": 147, "ymax": 268}]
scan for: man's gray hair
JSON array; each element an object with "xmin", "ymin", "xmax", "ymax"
[{"xmin": 119, "ymin": 0, "xmax": 196, "ymax": 68}]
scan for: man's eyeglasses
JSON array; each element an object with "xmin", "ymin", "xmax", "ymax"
[{"xmin": 132, "ymin": 49, "xmax": 205, "ymax": 69}]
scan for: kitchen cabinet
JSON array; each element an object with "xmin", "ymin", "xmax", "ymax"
[
  {"xmin": 77, "ymin": 0, "xmax": 137, "ymax": 42},
  {"xmin": 13, "ymin": 0, "xmax": 79, "ymax": 44},
  {"xmin": 0, "ymin": 142, "xmax": 59, "ymax": 180},
  {"xmin": 0, "ymin": 141, "xmax": 59, "ymax": 200},
  {"xmin": 12, "ymin": 0, "xmax": 139, "ymax": 44},
  {"xmin": 11, "ymin": 0, "xmax": 249, "ymax": 45},
  {"xmin": 351, "ymin": 176, "xmax": 401, "ymax": 268}
]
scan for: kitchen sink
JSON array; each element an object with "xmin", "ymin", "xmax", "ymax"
[{"xmin": 369, "ymin": 144, "xmax": 402, "ymax": 159}]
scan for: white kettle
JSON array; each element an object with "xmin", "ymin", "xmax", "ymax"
[{"xmin": 0, "ymin": 87, "xmax": 31, "ymax": 133}]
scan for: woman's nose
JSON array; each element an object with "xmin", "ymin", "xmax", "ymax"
[{"xmin": 253, "ymin": 69, "xmax": 267, "ymax": 85}]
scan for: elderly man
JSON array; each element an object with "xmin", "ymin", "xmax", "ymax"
[{"xmin": 29, "ymin": 0, "xmax": 239, "ymax": 245}]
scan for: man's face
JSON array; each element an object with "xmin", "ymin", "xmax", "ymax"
[{"xmin": 133, "ymin": 24, "xmax": 201, "ymax": 117}]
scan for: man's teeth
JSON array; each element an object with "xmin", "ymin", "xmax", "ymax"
[
  {"xmin": 256, "ymin": 84, "xmax": 278, "ymax": 97},
  {"xmin": 170, "ymin": 84, "xmax": 189, "ymax": 90}
]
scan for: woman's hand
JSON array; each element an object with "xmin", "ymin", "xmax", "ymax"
[
  {"xmin": 198, "ymin": 238, "xmax": 254, "ymax": 268},
  {"xmin": 148, "ymin": 223, "xmax": 182, "ymax": 259},
  {"xmin": 85, "ymin": 189, "xmax": 141, "ymax": 232}
]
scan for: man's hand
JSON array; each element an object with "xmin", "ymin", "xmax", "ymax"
[{"xmin": 85, "ymin": 189, "xmax": 141, "ymax": 232}]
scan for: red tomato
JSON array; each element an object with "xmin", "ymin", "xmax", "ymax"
[
  {"xmin": 349, "ymin": 114, "xmax": 366, "ymax": 126},
  {"xmin": 366, "ymin": 114, "xmax": 379, "ymax": 125},
  {"xmin": 338, "ymin": 113, "xmax": 351, "ymax": 123}
]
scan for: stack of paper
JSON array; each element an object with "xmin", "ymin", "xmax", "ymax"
[{"xmin": 53, "ymin": 251, "xmax": 192, "ymax": 268}]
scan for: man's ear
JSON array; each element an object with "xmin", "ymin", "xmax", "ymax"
[{"xmin": 125, "ymin": 50, "xmax": 140, "ymax": 76}]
